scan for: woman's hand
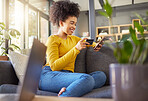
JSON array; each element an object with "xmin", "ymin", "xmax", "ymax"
[
  {"xmin": 94, "ymin": 43, "xmax": 102, "ymax": 52},
  {"xmin": 75, "ymin": 38, "xmax": 90, "ymax": 51}
]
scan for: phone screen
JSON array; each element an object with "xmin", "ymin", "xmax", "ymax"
[
  {"xmin": 94, "ymin": 38, "xmax": 106, "ymax": 49},
  {"xmin": 86, "ymin": 39, "xmax": 94, "ymax": 45}
]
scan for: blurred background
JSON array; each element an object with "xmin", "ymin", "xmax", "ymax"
[{"xmin": 0, "ymin": 0, "xmax": 148, "ymax": 54}]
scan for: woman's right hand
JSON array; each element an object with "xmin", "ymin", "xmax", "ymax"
[{"xmin": 75, "ymin": 38, "xmax": 90, "ymax": 51}]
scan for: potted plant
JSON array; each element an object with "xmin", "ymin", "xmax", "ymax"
[
  {"xmin": 107, "ymin": 10, "xmax": 148, "ymax": 101},
  {"xmin": 0, "ymin": 22, "xmax": 21, "ymax": 60},
  {"xmin": 98, "ymin": 0, "xmax": 148, "ymax": 101},
  {"xmin": 109, "ymin": 20, "xmax": 148, "ymax": 101}
]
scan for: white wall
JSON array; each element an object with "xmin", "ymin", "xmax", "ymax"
[
  {"xmin": 134, "ymin": 0, "xmax": 148, "ymax": 4},
  {"xmin": 74, "ymin": 11, "xmax": 89, "ymax": 37}
]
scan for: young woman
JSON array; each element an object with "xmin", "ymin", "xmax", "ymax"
[{"xmin": 39, "ymin": 0, "xmax": 106, "ymax": 97}]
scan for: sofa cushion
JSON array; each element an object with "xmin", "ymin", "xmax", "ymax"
[
  {"xmin": 8, "ymin": 51, "xmax": 29, "ymax": 84},
  {"xmin": 86, "ymin": 46, "xmax": 117, "ymax": 85},
  {"xmin": 0, "ymin": 84, "xmax": 17, "ymax": 93},
  {"xmin": 82, "ymin": 86, "xmax": 112, "ymax": 98},
  {"xmin": 0, "ymin": 84, "xmax": 57, "ymax": 96},
  {"xmin": 0, "ymin": 84, "xmax": 111, "ymax": 98},
  {"xmin": 74, "ymin": 48, "xmax": 87, "ymax": 73},
  {"xmin": 0, "ymin": 61, "xmax": 19, "ymax": 85}
]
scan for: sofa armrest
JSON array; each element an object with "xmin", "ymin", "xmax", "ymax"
[{"xmin": 0, "ymin": 61, "xmax": 19, "ymax": 85}]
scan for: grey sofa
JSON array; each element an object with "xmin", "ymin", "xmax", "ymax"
[{"xmin": 0, "ymin": 45, "xmax": 117, "ymax": 98}]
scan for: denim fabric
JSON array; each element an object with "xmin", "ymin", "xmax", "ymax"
[{"xmin": 39, "ymin": 66, "xmax": 106, "ymax": 97}]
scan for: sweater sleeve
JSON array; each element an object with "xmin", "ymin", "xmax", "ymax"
[
  {"xmin": 86, "ymin": 42, "xmax": 97, "ymax": 47},
  {"xmin": 46, "ymin": 36, "xmax": 80, "ymax": 71}
]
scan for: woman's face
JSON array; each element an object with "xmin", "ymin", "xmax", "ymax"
[{"xmin": 60, "ymin": 16, "xmax": 77, "ymax": 35}]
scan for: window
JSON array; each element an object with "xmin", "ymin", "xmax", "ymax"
[
  {"xmin": 40, "ymin": 17, "xmax": 49, "ymax": 44},
  {"xmin": 3, "ymin": 0, "xmax": 49, "ymax": 51},
  {"xmin": 0, "ymin": 0, "xmax": 4, "ymax": 22},
  {"xmin": 28, "ymin": 8, "xmax": 38, "ymax": 48},
  {"xmin": 9, "ymin": 0, "xmax": 25, "ymax": 50}
]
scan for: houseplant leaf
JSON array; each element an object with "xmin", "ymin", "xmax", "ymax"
[
  {"xmin": 98, "ymin": 11, "xmax": 109, "ymax": 18},
  {"xmin": 98, "ymin": 0, "xmax": 112, "ymax": 19},
  {"xmin": 104, "ymin": 0, "xmax": 112, "ymax": 18},
  {"xmin": 134, "ymin": 22, "xmax": 144, "ymax": 37},
  {"xmin": 0, "ymin": 22, "xmax": 5, "ymax": 30},
  {"xmin": 129, "ymin": 26, "xmax": 139, "ymax": 45},
  {"xmin": 135, "ymin": 13, "xmax": 146, "ymax": 25},
  {"xmin": 123, "ymin": 40, "xmax": 133, "ymax": 57},
  {"xmin": 0, "ymin": 22, "xmax": 21, "ymax": 56},
  {"xmin": 9, "ymin": 29, "xmax": 21, "ymax": 36},
  {"xmin": 9, "ymin": 44, "xmax": 21, "ymax": 51},
  {"xmin": 1, "ymin": 47, "xmax": 7, "ymax": 56},
  {"xmin": 9, "ymin": 30, "xmax": 16, "ymax": 38}
]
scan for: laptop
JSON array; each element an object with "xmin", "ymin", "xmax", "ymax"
[{"xmin": 0, "ymin": 38, "xmax": 47, "ymax": 101}]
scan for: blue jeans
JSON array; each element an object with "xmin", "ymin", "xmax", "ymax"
[{"xmin": 39, "ymin": 66, "xmax": 106, "ymax": 97}]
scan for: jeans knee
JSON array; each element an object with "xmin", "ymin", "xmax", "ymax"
[
  {"xmin": 100, "ymin": 71, "xmax": 107, "ymax": 83},
  {"xmin": 96, "ymin": 71, "xmax": 106, "ymax": 80},
  {"xmin": 93, "ymin": 71, "xmax": 107, "ymax": 88},
  {"xmin": 80, "ymin": 74, "xmax": 95, "ymax": 89}
]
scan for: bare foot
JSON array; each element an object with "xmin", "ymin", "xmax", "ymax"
[{"xmin": 58, "ymin": 87, "xmax": 66, "ymax": 96}]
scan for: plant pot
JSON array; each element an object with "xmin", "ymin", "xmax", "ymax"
[
  {"xmin": 110, "ymin": 64, "xmax": 148, "ymax": 101},
  {"xmin": 0, "ymin": 56, "xmax": 9, "ymax": 61}
]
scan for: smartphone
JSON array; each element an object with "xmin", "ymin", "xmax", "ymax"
[
  {"xmin": 86, "ymin": 39, "xmax": 94, "ymax": 45},
  {"xmin": 94, "ymin": 37, "xmax": 106, "ymax": 49}
]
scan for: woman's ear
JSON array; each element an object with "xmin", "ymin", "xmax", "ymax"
[{"xmin": 59, "ymin": 20, "xmax": 64, "ymax": 27}]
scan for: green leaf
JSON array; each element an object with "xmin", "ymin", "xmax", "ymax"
[
  {"xmin": 104, "ymin": 0, "xmax": 112, "ymax": 18},
  {"xmin": 14, "ymin": 29, "xmax": 21, "ymax": 36},
  {"xmin": 9, "ymin": 44, "xmax": 21, "ymax": 51},
  {"xmin": 134, "ymin": 22, "xmax": 144, "ymax": 36},
  {"xmin": 0, "ymin": 40, "xmax": 4, "ymax": 46},
  {"xmin": 130, "ymin": 39, "xmax": 145, "ymax": 64},
  {"xmin": 1, "ymin": 47, "xmax": 6, "ymax": 51},
  {"xmin": 0, "ymin": 47, "xmax": 7, "ymax": 56},
  {"xmin": 0, "ymin": 26, "xmax": 5, "ymax": 30},
  {"xmin": 0, "ymin": 22, "xmax": 5, "ymax": 28},
  {"xmin": 9, "ymin": 29, "xmax": 21, "ymax": 37},
  {"xmin": 113, "ymin": 44, "xmax": 128, "ymax": 63},
  {"xmin": 114, "ymin": 47, "xmax": 121, "ymax": 62},
  {"xmin": 0, "ymin": 31, "xmax": 3, "ymax": 35},
  {"xmin": 0, "ymin": 22, "xmax": 5, "ymax": 31},
  {"xmin": 98, "ymin": 11, "xmax": 109, "ymax": 18},
  {"xmin": 123, "ymin": 41, "xmax": 133, "ymax": 56},
  {"xmin": 98, "ymin": 0, "xmax": 112, "ymax": 19},
  {"xmin": 116, "ymin": 50, "xmax": 129, "ymax": 63},
  {"xmin": 9, "ymin": 30, "xmax": 16, "ymax": 37},
  {"xmin": 135, "ymin": 13, "xmax": 146, "ymax": 25},
  {"xmin": 129, "ymin": 26, "xmax": 139, "ymax": 45},
  {"xmin": 138, "ymin": 39, "xmax": 146, "ymax": 55},
  {"xmin": 140, "ymin": 40, "xmax": 148, "ymax": 64},
  {"xmin": 115, "ymin": 41, "xmax": 133, "ymax": 64}
]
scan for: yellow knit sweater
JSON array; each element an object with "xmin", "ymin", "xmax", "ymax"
[{"xmin": 45, "ymin": 35, "xmax": 96, "ymax": 72}]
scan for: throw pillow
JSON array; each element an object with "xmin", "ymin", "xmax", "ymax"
[{"xmin": 8, "ymin": 51, "xmax": 29, "ymax": 84}]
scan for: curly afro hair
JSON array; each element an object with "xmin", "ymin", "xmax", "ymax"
[{"xmin": 49, "ymin": 0, "xmax": 80, "ymax": 27}]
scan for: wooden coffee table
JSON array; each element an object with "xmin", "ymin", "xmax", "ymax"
[
  {"xmin": 33, "ymin": 96, "xmax": 114, "ymax": 101},
  {"xmin": 0, "ymin": 94, "xmax": 114, "ymax": 101}
]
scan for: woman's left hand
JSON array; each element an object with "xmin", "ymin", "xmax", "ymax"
[{"xmin": 93, "ymin": 44, "xmax": 102, "ymax": 52}]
